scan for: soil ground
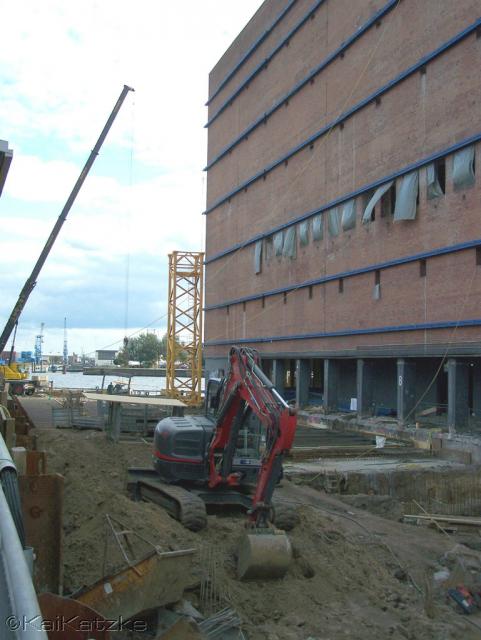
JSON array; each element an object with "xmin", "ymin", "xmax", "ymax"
[{"xmin": 35, "ymin": 426, "xmax": 481, "ymax": 640}]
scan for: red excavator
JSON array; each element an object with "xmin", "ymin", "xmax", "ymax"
[{"xmin": 128, "ymin": 346, "xmax": 298, "ymax": 579}]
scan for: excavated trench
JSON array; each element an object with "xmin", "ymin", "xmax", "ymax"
[{"xmin": 305, "ymin": 466, "xmax": 481, "ymax": 522}]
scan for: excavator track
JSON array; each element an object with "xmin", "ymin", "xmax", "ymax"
[{"xmin": 128, "ymin": 472, "xmax": 207, "ymax": 532}]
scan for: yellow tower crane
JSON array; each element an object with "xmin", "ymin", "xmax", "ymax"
[{"xmin": 166, "ymin": 251, "xmax": 204, "ymax": 406}]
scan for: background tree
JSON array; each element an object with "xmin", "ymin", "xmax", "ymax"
[
  {"xmin": 115, "ymin": 332, "xmax": 188, "ymax": 367},
  {"xmin": 115, "ymin": 333, "xmax": 162, "ymax": 367},
  {"xmin": 158, "ymin": 332, "xmax": 189, "ymax": 363}
]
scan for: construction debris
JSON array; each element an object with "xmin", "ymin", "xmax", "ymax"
[
  {"xmin": 404, "ymin": 514, "xmax": 481, "ymax": 528},
  {"xmin": 76, "ymin": 515, "xmax": 195, "ymax": 621},
  {"xmin": 199, "ymin": 608, "xmax": 245, "ymax": 639},
  {"xmin": 33, "ymin": 425, "xmax": 481, "ymax": 639}
]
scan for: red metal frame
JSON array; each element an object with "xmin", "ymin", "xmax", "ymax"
[{"xmin": 207, "ymin": 347, "xmax": 296, "ymax": 525}]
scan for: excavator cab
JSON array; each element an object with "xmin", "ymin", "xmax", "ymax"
[{"xmin": 205, "ymin": 377, "xmax": 222, "ymax": 417}]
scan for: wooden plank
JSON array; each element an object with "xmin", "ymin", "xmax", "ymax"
[
  {"xmin": 84, "ymin": 392, "xmax": 186, "ymax": 407},
  {"xmin": 404, "ymin": 513, "xmax": 481, "ymax": 526}
]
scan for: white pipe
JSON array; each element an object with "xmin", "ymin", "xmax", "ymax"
[
  {"xmin": 0, "ymin": 486, "xmax": 47, "ymax": 639},
  {"xmin": 0, "ymin": 431, "xmax": 46, "ymax": 639}
]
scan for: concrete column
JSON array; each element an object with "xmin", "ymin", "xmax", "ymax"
[
  {"xmin": 397, "ymin": 359, "xmax": 417, "ymax": 425},
  {"xmin": 272, "ymin": 359, "xmax": 286, "ymax": 396},
  {"xmin": 107, "ymin": 403, "xmax": 122, "ymax": 442},
  {"xmin": 357, "ymin": 359, "xmax": 373, "ymax": 418},
  {"xmin": 447, "ymin": 358, "xmax": 469, "ymax": 431},
  {"xmin": 324, "ymin": 359, "xmax": 340, "ymax": 412},
  {"xmin": 296, "ymin": 359, "xmax": 310, "ymax": 407},
  {"xmin": 473, "ymin": 364, "xmax": 481, "ymax": 419}
]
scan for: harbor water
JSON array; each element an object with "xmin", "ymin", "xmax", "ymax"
[{"xmin": 47, "ymin": 371, "xmax": 168, "ymax": 392}]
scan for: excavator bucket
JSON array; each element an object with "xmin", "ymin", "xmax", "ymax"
[{"xmin": 237, "ymin": 529, "xmax": 292, "ymax": 580}]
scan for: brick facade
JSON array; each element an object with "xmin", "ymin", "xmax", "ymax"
[{"xmin": 204, "ymin": 0, "xmax": 481, "ymax": 365}]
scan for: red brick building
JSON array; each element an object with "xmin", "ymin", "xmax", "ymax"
[{"xmin": 203, "ymin": 0, "xmax": 481, "ymax": 429}]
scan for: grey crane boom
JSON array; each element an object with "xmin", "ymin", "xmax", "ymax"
[{"xmin": 0, "ymin": 84, "xmax": 134, "ymax": 355}]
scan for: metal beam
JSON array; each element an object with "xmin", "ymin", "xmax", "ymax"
[
  {"xmin": 166, "ymin": 251, "xmax": 204, "ymax": 405},
  {"xmin": 206, "ymin": 237, "xmax": 481, "ymax": 310},
  {"xmin": 206, "ymin": 127, "xmax": 481, "ymax": 265},
  {"xmin": 205, "ymin": 0, "xmax": 397, "ymax": 135},
  {"xmin": 206, "ymin": 0, "xmax": 299, "ymax": 105},
  {"xmin": 204, "ymin": 318, "xmax": 481, "ymax": 347},
  {"xmin": 204, "ymin": 17, "xmax": 481, "ymax": 212}
]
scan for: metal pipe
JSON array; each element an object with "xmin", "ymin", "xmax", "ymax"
[
  {"xmin": 0, "ymin": 84, "xmax": 134, "ymax": 355},
  {"xmin": 0, "ymin": 433, "xmax": 26, "ymax": 547},
  {"xmin": 0, "ymin": 431, "xmax": 15, "ymax": 473},
  {"xmin": 251, "ymin": 361, "xmax": 289, "ymax": 408},
  {"xmin": 0, "ymin": 485, "xmax": 48, "ymax": 639}
]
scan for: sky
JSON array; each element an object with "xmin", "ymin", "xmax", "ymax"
[{"xmin": 0, "ymin": 0, "xmax": 263, "ymax": 358}]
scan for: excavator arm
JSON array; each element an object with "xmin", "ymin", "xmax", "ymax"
[{"xmin": 207, "ymin": 346, "xmax": 297, "ymax": 527}]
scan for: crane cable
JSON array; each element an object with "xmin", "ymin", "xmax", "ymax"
[{"xmin": 123, "ymin": 91, "xmax": 136, "ymax": 350}]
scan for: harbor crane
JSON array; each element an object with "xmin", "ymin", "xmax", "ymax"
[
  {"xmin": 63, "ymin": 317, "xmax": 68, "ymax": 373},
  {"xmin": 34, "ymin": 322, "xmax": 44, "ymax": 368}
]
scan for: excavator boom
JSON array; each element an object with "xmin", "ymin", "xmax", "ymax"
[
  {"xmin": 208, "ymin": 346, "xmax": 296, "ymax": 526},
  {"xmin": 207, "ymin": 346, "xmax": 297, "ymax": 579}
]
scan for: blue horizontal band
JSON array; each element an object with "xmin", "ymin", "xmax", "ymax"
[
  {"xmin": 204, "ymin": 319, "xmax": 481, "ymax": 347},
  {"xmin": 207, "ymin": 0, "xmax": 326, "ymax": 123},
  {"xmin": 205, "ymin": 0, "xmax": 398, "ymax": 161},
  {"xmin": 204, "ymin": 17, "xmax": 481, "ymax": 215},
  {"xmin": 205, "ymin": 129, "xmax": 481, "ymax": 266},
  {"xmin": 207, "ymin": 0, "xmax": 298, "ymax": 106},
  {"xmin": 205, "ymin": 238, "xmax": 481, "ymax": 311}
]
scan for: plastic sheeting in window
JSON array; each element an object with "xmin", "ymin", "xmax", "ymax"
[
  {"xmin": 263, "ymin": 236, "xmax": 273, "ymax": 263},
  {"xmin": 273, "ymin": 231, "xmax": 284, "ymax": 256},
  {"xmin": 426, "ymin": 163, "xmax": 443, "ymax": 199},
  {"xmin": 327, "ymin": 208, "xmax": 340, "ymax": 237},
  {"xmin": 341, "ymin": 199, "xmax": 356, "ymax": 231},
  {"xmin": 299, "ymin": 220, "xmax": 309, "ymax": 246},
  {"xmin": 311, "ymin": 215, "xmax": 323, "ymax": 241},
  {"xmin": 393, "ymin": 172, "xmax": 418, "ymax": 221},
  {"xmin": 362, "ymin": 181, "xmax": 393, "ymax": 224},
  {"xmin": 254, "ymin": 240, "xmax": 262, "ymax": 274},
  {"xmin": 283, "ymin": 226, "xmax": 297, "ymax": 259},
  {"xmin": 452, "ymin": 146, "xmax": 475, "ymax": 190}
]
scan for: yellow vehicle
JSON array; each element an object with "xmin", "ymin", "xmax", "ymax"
[{"xmin": 0, "ymin": 364, "xmax": 28, "ymax": 380}]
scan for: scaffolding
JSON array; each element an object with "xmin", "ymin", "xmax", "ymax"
[{"xmin": 166, "ymin": 251, "xmax": 204, "ymax": 406}]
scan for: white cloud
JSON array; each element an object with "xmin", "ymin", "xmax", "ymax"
[
  {"xmin": 14, "ymin": 324, "xmax": 165, "ymax": 359},
  {"xmin": 0, "ymin": 0, "xmax": 263, "ymax": 354},
  {"xmin": 0, "ymin": 0, "xmax": 262, "ymax": 165}
]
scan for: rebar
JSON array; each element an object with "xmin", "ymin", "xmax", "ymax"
[
  {"xmin": 199, "ymin": 544, "xmax": 230, "ymax": 614},
  {"xmin": 199, "ymin": 607, "xmax": 243, "ymax": 639}
]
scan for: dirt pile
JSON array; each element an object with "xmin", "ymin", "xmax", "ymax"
[
  {"xmin": 37, "ymin": 428, "xmax": 481, "ymax": 639},
  {"xmin": 339, "ymin": 493, "xmax": 404, "ymax": 520}
]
